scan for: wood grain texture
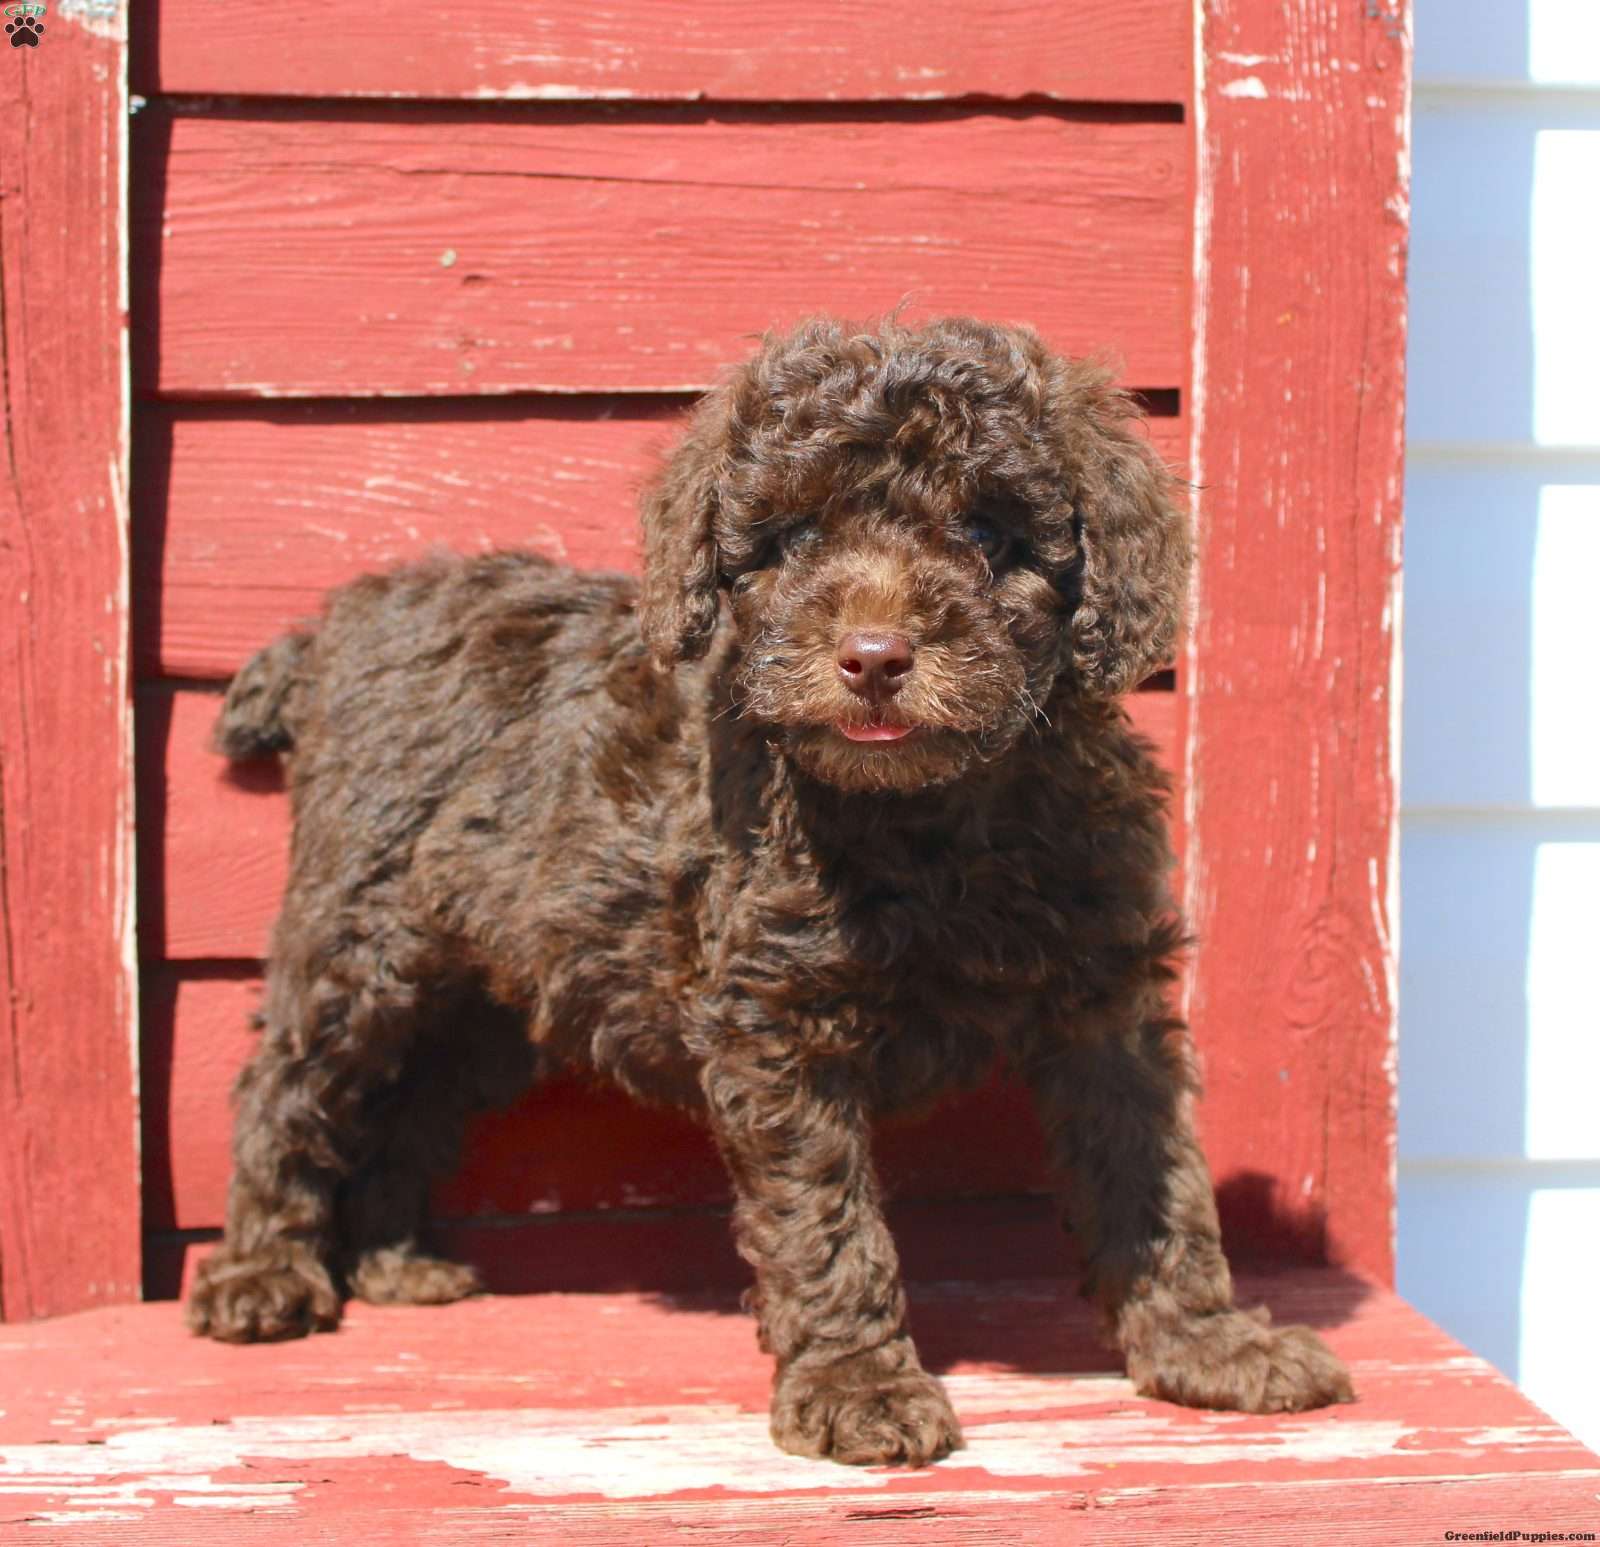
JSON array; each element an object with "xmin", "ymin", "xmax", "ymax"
[
  {"xmin": 131, "ymin": 109, "xmax": 1189, "ymax": 397},
  {"xmin": 139, "ymin": 688, "xmax": 1180, "ymax": 961},
  {"xmin": 0, "ymin": 3, "xmax": 141, "ymax": 1320},
  {"xmin": 1182, "ymin": 0, "xmax": 1409, "ymax": 1284},
  {"xmin": 134, "ymin": 0, "xmax": 1190, "ymax": 105},
  {"xmin": 3, "ymin": 1274, "xmax": 1597, "ymax": 1540},
  {"xmin": 134, "ymin": 402, "xmax": 1187, "ymax": 679},
  {"xmin": 92, "ymin": 1476, "xmax": 1592, "ymax": 1547}
]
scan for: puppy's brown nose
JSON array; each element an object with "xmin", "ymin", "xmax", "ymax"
[{"xmin": 835, "ymin": 630, "xmax": 915, "ymax": 702}]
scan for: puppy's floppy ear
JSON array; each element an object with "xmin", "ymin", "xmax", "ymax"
[
  {"xmin": 637, "ymin": 395, "xmax": 726, "ymax": 667},
  {"xmin": 1067, "ymin": 388, "xmax": 1193, "ymax": 699}
]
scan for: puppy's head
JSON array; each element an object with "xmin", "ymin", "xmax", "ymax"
[{"xmin": 638, "ymin": 316, "xmax": 1190, "ymax": 794}]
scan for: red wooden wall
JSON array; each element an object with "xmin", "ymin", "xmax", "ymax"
[{"xmin": 113, "ymin": 0, "xmax": 1403, "ymax": 1307}]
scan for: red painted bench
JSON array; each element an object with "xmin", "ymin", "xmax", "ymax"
[{"xmin": 6, "ymin": 1274, "xmax": 1597, "ymax": 1540}]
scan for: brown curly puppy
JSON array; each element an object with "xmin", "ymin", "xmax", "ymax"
[{"xmin": 187, "ymin": 315, "xmax": 1353, "ymax": 1465}]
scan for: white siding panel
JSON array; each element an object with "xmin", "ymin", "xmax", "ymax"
[
  {"xmin": 1404, "ymin": 0, "xmax": 1600, "ymax": 1460},
  {"xmin": 1417, "ymin": 0, "xmax": 1600, "ymax": 85},
  {"xmin": 1530, "ymin": 484, "xmax": 1600, "ymax": 804},
  {"xmin": 1404, "ymin": 467, "xmax": 1600, "ymax": 810},
  {"xmin": 1398, "ymin": 1168, "xmax": 1529, "ymax": 1379},
  {"xmin": 1524, "ymin": 844, "xmax": 1600, "ymax": 1157},
  {"xmin": 1416, "ymin": 0, "xmax": 1529, "ymax": 82},
  {"xmin": 1407, "ymin": 103, "xmax": 1537, "ymax": 445},
  {"xmin": 1402, "ymin": 462, "xmax": 1540, "ymax": 809},
  {"xmin": 1520, "ymin": 1189, "xmax": 1600, "ymax": 1451},
  {"xmin": 1402, "ymin": 821, "xmax": 1600, "ymax": 1163},
  {"xmin": 1529, "ymin": 1, "xmax": 1600, "ymax": 85},
  {"xmin": 1531, "ymin": 130, "xmax": 1600, "ymax": 444},
  {"xmin": 1400, "ymin": 823, "xmax": 1535, "ymax": 1161},
  {"xmin": 1407, "ymin": 100, "xmax": 1600, "ymax": 447}
]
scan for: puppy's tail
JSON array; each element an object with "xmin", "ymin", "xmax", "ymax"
[{"xmin": 213, "ymin": 631, "xmax": 313, "ymax": 760}]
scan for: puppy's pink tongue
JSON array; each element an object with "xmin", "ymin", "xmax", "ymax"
[{"xmin": 838, "ymin": 722, "xmax": 915, "ymax": 743}]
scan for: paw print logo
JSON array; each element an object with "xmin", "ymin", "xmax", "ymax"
[{"xmin": 5, "ymin": 15, "xmax": 43, "ymax": 45}]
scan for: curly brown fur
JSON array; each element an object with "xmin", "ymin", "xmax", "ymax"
[{"xmin": 189, "ymin": 316, "xmax": 1353, "ymax": 1459}]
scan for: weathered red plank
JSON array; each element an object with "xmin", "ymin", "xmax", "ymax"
[
  {"xmin": 131, "ymin": 110, "xmax": 1189, "ymax": 397},
  {"xmin": 134, "ymin": 0, "xmax": 1190, "ymax": 105},
  {"xmin": 139, "ymin": 688, "xmax": 1182, "ymax": 960},
  {"xmin": 1181, "ymin": 1, "xmax": 1409, "ymax": 1284},
  {"xmin": 132, "ymin": 398, "xmax": 674, "ymax": 681},
  {"xmin": 0, "ymin": 3, "xmax": 141, "ymax": 1320},
  {"xmin": 141, "ymin": 966, "xmax": 1059, "ymax": 1234},
  {"xmin": 134, "ymin": 404, "xmax": 1187, "ymax": 680},
  {"xmin": 2, "ymin": 1275, "xmax": 1595, "ymax": 1541},
  {"xmin": 429, "ymin": 1480, "xmax": 1600, "ymax": 1547}
]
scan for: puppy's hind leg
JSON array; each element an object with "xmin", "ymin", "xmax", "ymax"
[
  {"xmin": 341, "ymin": 991, "xmax": 539, "ymax": 1306},
  {"xmin": 187, "ymin": 915, "xmax": 438, "ymax": 1344}
]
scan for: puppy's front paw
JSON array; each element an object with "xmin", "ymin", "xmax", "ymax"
[
  {"xmin": 186, "ymin": 1246, "xmax": 341, "ymax": 1343},
  {"xmin": 1126, "ymin": 1305, "xmax": 1354, "ymax": 1413},
  {"xmin": 772, "ymin": 1347, "xmax": 964, "ymax": 1466}
]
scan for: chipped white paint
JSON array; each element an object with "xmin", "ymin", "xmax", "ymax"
[
  {"xmin": 1350, "ymin": 1354, "xmax": 1503, "ymax": 1379},
  {"xmin": 1454, "ymin": 1423, "xmax": 1582, "ymax": 1450},
  {"xmin": 57, "ymin": 0, "xmax": 120, "ymax": 38},
  {"xmin": 471, "ymin": 84, "xmax": 649, "ymax": 101},
  {"xmin": 112, "ymin": 448, "xmax": 138, "ymax": 1164},
  {"xmin": 0, "ymin": 1375, "xmax": 1414, "ymax": 1521},
  {"xmin": 1221, "ymin": 76, "xmax": 1270, "ymax": 99},
  {"xmin": 27, "ymin": 1511, "xmax": 148, "ymax": 1525},
  {"xmin": 1378, "ymin": 8, "xmax": 1407, "ymax": 1256},
  {"xmin": 1180, "ymin": 0, "xmax": 1211, "ymax": 1011}
]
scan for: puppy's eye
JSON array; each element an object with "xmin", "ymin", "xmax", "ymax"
[
  {"xmin": 729, "ymin": 521, "xmax": 818, "ymax": 581},
  {"xmin": 962, "ymin": 518, "xmax": 1014, "ymax": 568}
]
